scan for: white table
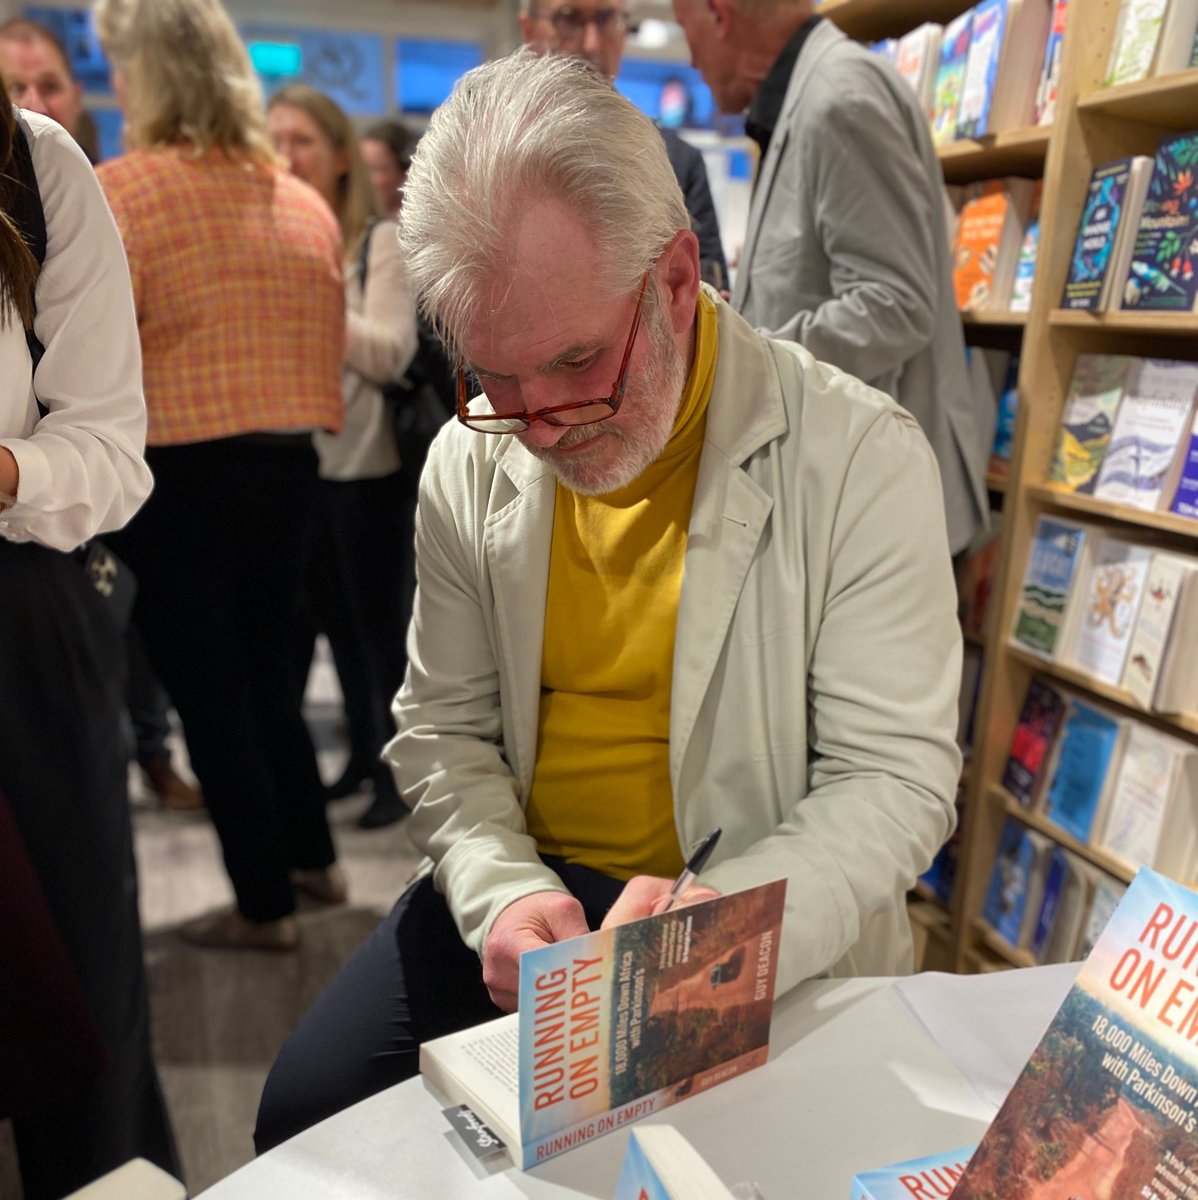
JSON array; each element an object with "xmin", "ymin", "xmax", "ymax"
[{"xmin": 199, "ymin": 965, "xmax": 1077, "ymax": 1199}]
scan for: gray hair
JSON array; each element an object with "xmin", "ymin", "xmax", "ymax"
[{"xmin": 398, "ymin": 47, "xmax": 688, "ymax": 358}]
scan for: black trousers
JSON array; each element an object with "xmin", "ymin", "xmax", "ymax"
[
  {"xmin": 108, "ymin": 437, "xmax": 336, "ymax": 922},
  {"xmin": 0, "ymin": 540, "xmax": 179, "ymax": 1200},
  {"xmin": 254, "ymin": 858, "xmax": 627, "ymax": 1153},
  {"xmin": 305, "ymin": 470, "xmax": 417, "ymax": 789}
]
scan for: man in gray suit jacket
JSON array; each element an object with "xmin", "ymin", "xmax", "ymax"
[{"xmin": 672, "ymin": 0, "xmax": 991, "ymax": 556}]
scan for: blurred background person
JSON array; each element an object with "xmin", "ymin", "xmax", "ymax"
[
  {"xmin": 267, "ymin": 85, "xmax": 417, "ymax": 831},
  {"xmin": 0, "ymin": 100, "xmax": 179, "ymax": 1198},
  {"xmin": 94, "ymin": 0, "xmax": 348, "ymax": 950},
  {"xmin": 359, "ymin": 117, "xmax": 413, "ymax": 219}
]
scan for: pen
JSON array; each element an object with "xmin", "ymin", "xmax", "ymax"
[{"xmin": 661, "ymin": 827, "xmax": 722, "ymax": 913}]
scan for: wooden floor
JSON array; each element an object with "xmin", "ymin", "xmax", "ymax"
[{"xmin": 0, "ymin": 650, "xmax": 424, "ymax": 1198}]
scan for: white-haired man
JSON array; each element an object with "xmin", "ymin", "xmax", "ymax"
[
  {"xmin": 520, "ymin": 0, "xmax": 728, "ymax": 285},
  {"xmin": 672, "ymin": 0, "xmax": 991, "ymax": 560},
  {"xmin": 255, "ymin": 48, "xmax": 961, "ymax": 1151}
]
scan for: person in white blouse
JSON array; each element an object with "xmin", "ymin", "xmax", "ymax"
[
  {"xmin": 267, "ymin": 85, "xmax": 419, "ymax": 831},
  {"xmin": 0, "ymin": 104, "xmax": 179, "ymax": 1199}
]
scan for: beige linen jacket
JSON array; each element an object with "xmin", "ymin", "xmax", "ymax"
[{"xmin": 393, "ymin": 294, "xmax": 961, "ymax": 999}]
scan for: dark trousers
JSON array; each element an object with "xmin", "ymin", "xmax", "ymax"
[
  {"xmin": 108, "ymin": 437, "xmax": 335, "ymax": 922},
  {"xmin": 0, "ymin": 541, "xmax": 179, "ymax": 1200},
  {"xmin": 125, "ymin": 622, "xmax": 172, "ymax": 764},
  {"xmin": 305, "ymin": 471, "xmax": 417, "ymax": 790},
  {"xmin": 254, "ymin": 859, "xmax": 627, "ymax": 1153}
]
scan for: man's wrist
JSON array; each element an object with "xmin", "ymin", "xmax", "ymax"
[{"xmin": 0, "ymin": 447, "xmax": 19, "ymax": 504}]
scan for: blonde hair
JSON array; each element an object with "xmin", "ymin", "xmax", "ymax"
[
  {"xmin": 399, "ymin": 48, "xmax": 688, "ymax": 359},
  {"xmin": 267, "ymin": 84, "xmax": 380, "ymax": 258},
  {"xmin": 93, "ymin": 0, "xmax": 279, "ymax": 163}
]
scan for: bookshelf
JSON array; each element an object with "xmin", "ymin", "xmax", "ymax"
[
  {"xmin": 813, "ymin": 0, "xmax": 973, "ymax": 42},
  {"xmin": 938, "ymin": 124, "xmax": 1052, "ymax": 184},
  {"xmin": 954, "ymin": 0, "xmax": 1198, "ymax": 973}
]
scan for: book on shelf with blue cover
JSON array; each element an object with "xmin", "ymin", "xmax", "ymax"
[
  {"xmin": 1043, "ymin": 700, "xmax": 1125, "ymax": 844},
  {"xmin": 931, "ymin": 9, "xmax": 973, "ymax": 146},
  {"xmin": 1061, "ymin": 158, "xmax": 1134, "ymax": 310},
  {"xmin": 957, "ymin": 0, "xmax": 1007, "ymax": 139},
  {"xmin": 1120, "ymin": 129, "xmax": 1198, "ymax": 313},
  {"xmin": 983, "ymin": 818, "xmax": 1051, "ymax": 945},
  {"xmin": 1170, "ymin": 406, "xmax": 1198, "ymax": 518},
  {"xmin": 1011, "ymin": 516, "xmax": 1092, "ymax": 659}
]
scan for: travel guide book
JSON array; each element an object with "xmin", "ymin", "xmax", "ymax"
[
  {"xmin": 852, "ymin": 1143, "xmax": 976, "ymax": 1199},
  {"xmin": 952, "ymin": 868, "xmax": 1198, "ymax": 1199},
  {"xmin": 420, "ymin": 879, "xmax": 787, "ymax": 1170}
]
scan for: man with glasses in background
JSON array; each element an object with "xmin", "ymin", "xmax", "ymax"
[
  {"xmin": 520, "ymin": 0, "xmax": 728, "ymax": 286},
  {"xmin": 255, "ymin": 49, "xmax": 961, "ymax": 1151}
]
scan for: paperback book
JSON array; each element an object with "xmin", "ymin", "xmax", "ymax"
[
  {"xmin": 931, "ymin": 10, "xmax": 974, "ymax": 146},
  {"xmin": 1002, "ymin": 677, "xmax": 1067, "ymax": 806},
  {"xmin": 1061, "ymin": 158, "xmax": 1147, "ymax": 311},
  {"xmin": 952, "ymin": 869, "xmax": 1198, "ymax": 1200},
  {"xmin": 851, "ymin": 1144, "xmax": 976, "ymax": 1199},
  {"xmin": 1011, "ymin": 515, "xmax": 1092, "ymax": 659},
  {"xmin": 1046, "ymin": 353, "xmax": 1134, "ymax": 494},
  {"xmin": 1042, "ymin": 698, "xmax": 1125, "ymax": 844},
  {"xmin": 1122, "ymin": 553, "xmax": 1195, "ymax": 708},
  {"xmin": 1034, "ymin": 0, "xmax": 1069, "ymax": 124},
  {"xmin": 957, "ymin": 0, "xmax": 1008, "ymax": 139},
  {"xmin": 613, "ymin": 1125, "xmax": 734, "ymax": 1200},
  {"xmin": 983, "ymin": 819, "xmax": 1054, "ymax": 947},
  {"xmin": 1171, "ymin": 406, "xmax": 1198, "ymax": 518},
  {"xmin": 420, "ymin": 880, "xmax": 787, "ymax": 1169},
  {"xmin": 1105, "ymin": 0, "xmax": 1171, "ymax": 86}
]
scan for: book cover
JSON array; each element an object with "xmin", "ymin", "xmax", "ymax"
[
  {"xmin": 1011, "ymin": 516, "xmax": 1091, "ymax": 659},
  {"xmin": 1031, "ymin": 845, "xmax": 1076, "ymax": 962},
  {"xmin": 1009, "ymin": 208, "xmax": 1041, "ymax": 312},
  {"xmin": 1047, "ymin": 353, "xmax": 1134, "ymax": 493},
  {"xmin": 1170, "ymin": 407, "xmax": 1198, "ymax": 519},
  {"xmin": 1064, "ymin": 536, "xmax": 1153, "ymax": 685},
  {"xmin": 983, "ymin": 819, "xmax": 1052, "ymax": 945},
  {"xmin": 1121, "ymin": 130, "xmax": 1198, "ymax": 313},
  {"xmin": 421, "ymin": 880, "xmax": 786, "ymax": 1170},
  {"xmin": 1045, "ymin": 852, "xmax": 1101, "ymax": 964},
  {"xmin": 988, "ymin": 0, "xmax": 1053, "ymax": 132},
  {"xmin": 989, "ymin": 357, "xmax": 1020, "ymax": 474},
  {"xmin": 895, "ymin": 22, "xmax": 941, "ymax": 117},
  {"xmin": 932, "ymin": 10, "xmax": 974, "ymax": 146},
  {"xmin": 1044, "ymin": 700, "xmax": 1125, "ymax": 843},
  {"xmin": 957, "ymin": 0, "xmax": 1008, "ymax": 138},
  {"xmin": 851, "ymin": 1144, "xmax": 976, "ymax": 1199},
  {"xmin": 613, "ymin": 1126, "xmax": 734, "ymax": 1200},
  {"xmin": 1152, "ymin": 0, "xmax": 1198, "ymax": 75},
  {"xmin": 1002, "ymin": 677, "xmax": 1068, "ymax": 806},
  {"xmin": 1079, "ymin": 874, "xmax": 1129, "ymax": 958},
  {"xmin": 953, "ymin": 179, "xmax": 1035, "ymax": 310},
  {"xmin": 1093, "ymin": 358, "xmax": 1198, "ymax": 510},
  {"xmin": 953, "ymin": 868, "xmax": 1198, "ymax": 1200},
  {"xmin": 1123, "ymin": 553, "xmax": 1191, "ymax": 707},
  {"xmin": 1061, "ymin": 158, "xmax": 1135, "ymax": 310},
  {"xmin": 1035, "ymin": 0, "xmax": 1069, "ymax": 124},
  {"xmin": 1105, "ymin": 0, "xmax": 1171, "ymax": 85}
]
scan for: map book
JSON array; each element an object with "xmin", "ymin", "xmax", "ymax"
[
  {"xmin": 1011, "ymin": 515, "xmax": 1093, "ymax": 659},
  {"xmin": 952, "ymin": 868, "xmax": 1198, "ymax": 1200},
  {"xmin": 851, "ymin": 1143, "xmax": 976, "ymax": 1199},
  {"xmin": 1046, "ymin": 353, "xmax": 1135, "ymax": 493},
  {"xmin": 931, "ymin": 10, "xmax": 973, "ymax": 146},
  {"xmin": 612, "ymin": 1125, "xmax": 734, "ymax": 1200},
  {"xmin": 420, "ymin": 879, "xmax": 786, "ymax": 1170}
]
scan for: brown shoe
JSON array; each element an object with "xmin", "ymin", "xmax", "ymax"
[
  {"xmin": 179, "ymin": 909, "xmax": 299, "ymax": 952},
  {"xmin": 290, "ymin": 865, "xmax": 348, "ymax": 907},
  {"xmin": 141, "ymin": 756, "xmax": 205, "ymax": 814}
]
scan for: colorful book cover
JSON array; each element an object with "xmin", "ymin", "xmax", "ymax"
[
  {"xmin": 1011, "ymin": 516, "xmax": 1090, "ymax": 659},
  {"xmin": 1035, "ymin": 0, "xmax": 1069, "ymax": 124},
  {"xmin": 1044, "ymin": 700, "xmax": 1123, "ymax": 843},
  {"xmin": 953, "ymin": 869, "xmax": 1198, "ymax": 1200},
  {"xmin": 1121, "ymin": 130, "xmax": 1198, "ymax": 312},
  {"xmin": 1106, "ymin": 0, "xmax": 1170, "ymax": 85},
  {"xmin": 1047, "ymin": 353, "xmax": 1134, "ymax": 493},
  {"xmin": 1009, "ymin": 213, "xmax": 1040, "ymax": 312},
  {"xmin": 1123, "ymin": 554, "xmax": 1189, "ymax": 707},
  {"xmin": 953, "ymin": 181, "xmax": 1011, "ymax": 309},
  {"xmin": 1031, "ymin": 845, "xmax": 1072, "ymax": 961},
  {"xmin": 851, "ymin": 1144, "xmax": 976, "ymax": 1199},
  {"xmin": 983, "ymin": 819, "xmax": 1042, "ymax": 944},
  {"xmin": 1170, "ymin": 408, "xmax": 1198, "ymax": 518},
  {"xmin": 957, "ymin": 0, "xmax": 1008, "ymax": 138},
  {"xmin": 613, "ymin": 1126, "xmax": 734, "ymax": 1199},
  {"xmin": 1066, "ymin": 537, "xmax": 1153, "ymax": 686},
  {"xmin": 1002, "ymin": 678, "xmax": 1067, "ymax": 805},
  {"xmin": 1061, "ymin": 158, "xmax": 1134, "ymax": 310},
  {"xmin": 1093, "ymin": 358, "xmax": 1198, "ymax": 511},
  {"xmin": 989, "ymin": 356, "xmax": 1020, "ymax": 472},
  {"xmin": 932, "ymin": 10, "xmax": 974, "ymax": 146},
  {"xmin": 1100, "ymin": 726, "xmax": 1189, "ymax": 871}
]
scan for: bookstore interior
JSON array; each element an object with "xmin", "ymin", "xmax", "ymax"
[{"xmin": 9, "ymin": 0, "xmax": 1198, "ymax": 1194}]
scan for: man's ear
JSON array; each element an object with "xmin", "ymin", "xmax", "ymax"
[
  {"xmin": 517, "ymin": 11, "xmax": 537, "ymax": 47},
  {"xmin": 659, "ymin": 228, "xmax": 701, "ymax": 336},
  {"xmin": 708, "ymin": 0, "xmax": 736, "ymax": 37}
]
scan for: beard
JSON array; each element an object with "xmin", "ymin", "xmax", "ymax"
[{"xmin": 522, "ymin": 296, "xmax": 688, "ymax": 496}]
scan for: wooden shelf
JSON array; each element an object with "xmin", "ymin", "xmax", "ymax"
[
  {"xmin": 971, "ymin": 917, "xmax": 1038, "ymax": 968},
  {"xmin": 962, "ymin": 310, "xmax": 1029, "ymax": 327},
  {"xmin": 938, "ymin": 125, "xmax": 1053, "ymax": 184},
  {"xmin": 813, "ymin": 0, "xmax": 973, "ymax": 41},
  {"xmin": 989, "ymin": 784, "xmax": 1138, "ymax": 882},
  {"xmin": 1005, "ymin": 644, "xmax": 1198, "ymax": 737},
  {"xmin": 1049, "ymin": 309, "xmax": 1198, "ymax": 336},
  {"xmin": 963, "ymin": 945, "xmax": 1016, "ymax": 973},
  {"xmin": 1026, "ymin": 482, "xmax": 1198, "ymax": 538},
  {"xmin": 1077, "ymin": 68, "xmax": 1198, "ymax": 128},
  {"xmin": 986, "ymin": 471, "xmax": 1009, "ymax": 494}
]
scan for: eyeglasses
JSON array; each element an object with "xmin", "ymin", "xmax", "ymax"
[
  {"xmin": 457, "ymin": 272, "xmax": 650, "ymax": 435},
  {"xmin": 534, "ymin": 5, "xmax": 630, "ymax": 43}
]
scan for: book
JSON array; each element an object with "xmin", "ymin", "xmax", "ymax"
[
  {"xmin": 989, "ymin": 356, "xmax": 1020, "ymax": 474},
  {"xmin": 952, "ymin": 868, "xmax": 1198, "ymax": 1200},
  {"xmin": 958, "ymin": 642, "xmax": 984, "ymax": 757},
  {"xmin": 1078, "ymin": 873, "xmax": 1128, "ymax": 957},
  {"xmin": 1011, "ymin": 515, "xmax": 1093, "ymax": 659},
  {"xmin": 420, "ymin": 880, "xmax": 786, "ymax": 1169},
  {"xmin": 1121, "ymin": 129, "xmax": 1198, "ymax": 313},
  {"xmin": 1061, "ymin": 535, "xmax": 1153, "ymax": 686},
  {"xmin": 1153, "ymin": 0, "xmax": 1198, "ymax": 74},
  {"xmin": 1122, "ymin": 552, "xmax": 1198, "ymax": 708},
  {"xmin": 1040, "ymin": 850, "xmax": 1101, "ymax": 963},
  {"xmin": 1097, "ymin": 724, "xmax": 1198, "ymax": 875},
  {"xmin": 931, "ymin": 10, "xmax": 974, "ymax": 146},
  {"xmin": 894, "ymin": 22, "xmax": 943, "ymax": 118},
  {"xmin": 1105, "ymin": 0, "xmax": 1171, "ymax": 85},
  {"xmin": 1170, "ymin": 404, "xmax": 1198, "ymax": 519},
  {"xmin": 1008, "ymin": 189, "xmax": 1041, "ymax": 312},
  {"xmin": 851, "ymin": 1144, "xmax": 976, "ymax": 1199},
  {"xmin": 1042, "ymin": 699, "xmax": 1126, "ymax": 843},
  {"xmin": 1034, "ymin": 0, "xmax": 1069, "ymax": 124},
  {"xmin": 983, "ymin": 819, "xmax": 1055, "ymax": 946},
  {"xmin": 1151, "ymin": 554, "xmax": 1198, "ymax": 715},
  {"xmin": 1002, "ymin": 677, "xmax": 1068, "ymax": 806},
  {"xmin": 957, "ymin": 0, "xmax": 1008, "ymax": 139},
  {"xmin": 1093, "ymin": 358, "xmax": 1198, "ymax": 511},
  {"xmin": 613, "ymin": 1125, "xmax": 734, "ymax": 1200},
  {"xmin": 870, "ymin": 37, "xmax": 900, "ymax": 63},
  {"xmin": 1046, "ymin": 353, "xmax": 1135, "ymax": 493},
  {"xmin": 987, "ymin": 0, "xmax": 1053, "ymax": 132},
  {"xmin": 952, "ymin": 178, "xmax": 1038, "ymax": 311},
  {"xmin": 1061, "ymin": 157, "xmax": 1153, "ymax": 310}
]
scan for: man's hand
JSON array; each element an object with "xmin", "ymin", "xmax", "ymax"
[
  {"xmin": 600, "ymin": 875, "xmax": 720, "ymax": 931},
  {"xmin": 482, "ymin": 891, "xmax": 589, "ymax": 1013},
  {"xmin": 0, "ymin": 447, "xmax": 19, "ymax": 505}
]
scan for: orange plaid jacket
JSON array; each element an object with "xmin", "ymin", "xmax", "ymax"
[{"xmin": 97, "ymin": 148, "xmax": 345, "ymax": 447}]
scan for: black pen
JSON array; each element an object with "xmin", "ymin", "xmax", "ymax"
[{"xmin": 661, "ymin": 827, "xmax": 722, "ymax": 913}]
